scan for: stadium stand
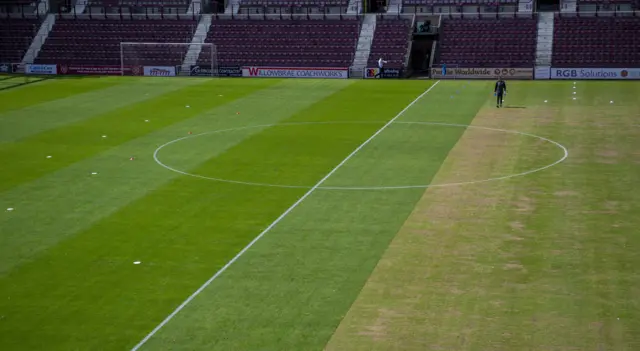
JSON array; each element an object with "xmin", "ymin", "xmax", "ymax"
[
  {"xmin": 35, "ymin": 18, "xmax": 197, "ymax": 65},
  {"xmin": 367, "ymin": 18, "xmax": 411, "ymax": 69},
  {"xmin": 239, "ymin": 0, "xmax": 349, "ymax": 7},
  {"xmin": 403, "ymin": 0, "xmax": 517, "ymax": 5},
  {"xmin": 237, "ymin": 0, "xmax": 350, "ymax": 14},
  {"xmin": 435, "ymin": 17, "xmax": 537, "ymax": 68},
  {"xmin": 0, "ymin": 17, "xmax": 41, "ymax": 63},
  {"xmin": 553, "ymin": 16, "xmax": 640, "ymax": 67},
  {"xmin": 85, "ymin": 0, "xmax": 191, "ymax": 13},
  {"xmin": 197, "ymin": 19, "xmax": 360, "ymax": 67}
]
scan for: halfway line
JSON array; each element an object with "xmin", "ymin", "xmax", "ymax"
[{"xmin": 130, "ymin": 80, "xmax": 441, "ymax": 351}]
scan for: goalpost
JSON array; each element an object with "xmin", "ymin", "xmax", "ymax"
[{"xmin": 119, "ymin": 42, "xmax": 218, "ymax": 77}]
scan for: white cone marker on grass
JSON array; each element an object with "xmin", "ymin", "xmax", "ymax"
[
  {"xmin": 133, "ymin": 261, "xmax": 141, "ymax": 265},
  {"xmin": 6, "ymin": 208, "xmax": 13, "ymax": 211},
  {"xmin": 544, "ymin": 100, "xmax": 548, "ymax": 103},
  {"xmin": 91, "ymin": 172, "xmax": 98, "ymax": 175},
  {"xmin": 610, "ymin": 101, "xmax": 614, "ymax": 104},
  {"xmin": 46, "ymin": 155, "xmax": 52, "ymax": 159},
  {"xmin": 102, "ymin": 135, "xmax": 107, "ymax": 138}
]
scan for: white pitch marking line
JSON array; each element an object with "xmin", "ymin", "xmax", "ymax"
[
  {"xmin": 154, "ymin": 121, "xmax": 568, "ymax": 191},
  {"xmin": 130, "ymin": 80, "xmax": 441, "ymax": 351}
]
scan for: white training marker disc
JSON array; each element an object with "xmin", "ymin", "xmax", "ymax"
[
  {"xmin": 610, "ymin": 101, "xmax": 614, "ymax": 103},
  {"xmin": 145, "ymin": 120, "xmax": 149, "ymax": 122},
  {"xmin": 573, "ymin": 97, "xmax": 577, "ymax": 100},
  {"xmin": 133, "ymin": 261, "xmax": 141, "ymax": 265},
  {"xmin": 573, "ymin": 92, "xmax": 576, "ymax": 95},
  {"xmin": 102, "ymin": 135, "xmax": 107, "ymax": 138},
  {"xmin": 544, "ymin": 100, "xmax": 548, "ymax": 103},
  {"xmin": 91, "ymin": 172, "xmax": 98, "ymax": 175},
  {"xmin": 46, "ymin": 155, "xmax": 52, "ymax": 158},
  {"xmin": 6, "ymin": 208, "xmax": 13, "ymax": 211},
  {"xmin": 186, "ymin": 105, "xmax": 190, "ymax": 108},
  {"xmin": 218, "ymin": 95, "xmax": 223, "ymax": 97}
]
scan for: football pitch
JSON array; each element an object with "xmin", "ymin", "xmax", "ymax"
[{"xmin": 1, "ymin": 77, "xmax": 639, "ymax": 350}]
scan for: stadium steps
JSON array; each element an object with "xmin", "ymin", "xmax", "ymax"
[
  {"xmin": 186, "ymin": 0, "xmax": 202, "ymax": 14},
  {"xmin": 350, "ymin": 14, "xmax": 375, "ymax": 78},
  {"xmin": 386, "ymin": 0, "xmax": 403, "ymax": 14},
  {"xmin": 225, "ymin": 0, "xmax": 242, "ymax": 14},
  {"xmin": 346, "ymin": 0, "xmax": 362, "ymax": 14},
  {"xmin": 74, "ymin": 0, "xmax": 87, "ymax": 14},
  {"xmin": 517, "ymin": 0, "xmax": 534, "ymax": 13},
  {"xmin": 560, "ymin": 0, "xmax": 577, "ymax": 13},
  {"xmin": 35, "ymin": 0, "xmax": 48, "ymax": 14},
  {"xmin": 22, "ymin": 13, "xmax": 55, "ymax": 65},
  {"xmin": 535, "ymin": 12, "xmax": 554, "ymax": 66},
  {"xmin": 180, "ymin": 14, "xmax": 212, "ymax": 76}
]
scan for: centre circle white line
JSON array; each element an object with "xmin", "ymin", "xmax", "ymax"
[{"xmin": 153, "ymin": 121, "xmax": 569, "ymax": 190}]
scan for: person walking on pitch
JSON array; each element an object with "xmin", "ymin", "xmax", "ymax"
[
  {"xmin": 375, "ymin": 57, "xmax": 387, "ymax": 78},
  {"xmin": 494, "ymin": 77, "xmax": 507, "ymax": 108}
]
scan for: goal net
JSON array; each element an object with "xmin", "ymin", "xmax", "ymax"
[{"xmin": 120, "ymin": 42, "xmax": 217, "ymax": 77}]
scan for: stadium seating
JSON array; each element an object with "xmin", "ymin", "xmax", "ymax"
[
  {"xmin": 0, "ymin": 17, "xmax": 41, "ymax": 63},
  {"xmin": 367, "ymin": 18, "xmax": 411, "ymax": 69},
  {"xmin": 435, "ymin": 17, "xmax": 537, "ymax": 67},
  {"xmin": 35, "ymin": 18, "xmax": 197, "ymax": 65},
  {"xmin": 403, "ymin": 0, "xmax": 517, "ymax": 5},
  {"xmin": 85, "ymin": 0, "xmax": 191, "ymax": 11},
  {"xmin": 238, "ymin": 0, "xmax": 349, "ymax": 8},
  {"xmin": 553, "ymin": 16, "xmax": 640, "ymax": 67},
  {"xmin": 197, "ymin": 19, "xmax": 360, "ymax": 67}
]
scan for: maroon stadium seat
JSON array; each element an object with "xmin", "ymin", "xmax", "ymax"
[
  {"xmin": 552, "ymin": 16, "xmax": 640, "ymax": 68},
  {"xmin": 197, "ymin": 19, "xmax": 360, "ymax": 67},
  {"xmin": 367, "ymin": 18, "xmax": 412, "ymax": 69},
  {"xmin": 0, "ymin": 17, "xmax": 41, "ymax": 63},
  {"xmin": 435, "ymin": 17, "xmax": 537, "ymax": 68},
  {"xmin": 35, "ymin": 18, "xmax": 197, "ymax": 66}
]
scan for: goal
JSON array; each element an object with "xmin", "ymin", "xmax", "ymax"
[{"xmin": 119, "ymin": 42, "xmax": 217, "ymax": 77}]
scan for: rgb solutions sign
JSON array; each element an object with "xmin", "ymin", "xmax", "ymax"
[{"xmin": 550, "ymin": 68, "xmax": 640, "ymax": 80}]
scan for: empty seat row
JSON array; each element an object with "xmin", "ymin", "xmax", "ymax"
[
  {"xmin": 35, "ymin": 18, "xmax": 196, "ymax": 65},
  {"xmin": 196, "ymin": 19, "xmax": 360, "ymax": 67},
  {"xmin": 552, "ymin": 16, "xmax": 640, "ymax": 67},
  {"xmin": 435, "ymin": 17, "xmax": 537, "ymax": 67}
]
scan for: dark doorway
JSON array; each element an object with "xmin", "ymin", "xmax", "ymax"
[
  {"xmin": 537, "ymin": 0, "xmax": 559, "ymax": 12},
  {"xmin": 368, "ymin": 0, "xmax": 386, "ymax": 13},
  {"xmin": 409, "ymin": 37, "xmax": 435, "ymax": 76}
]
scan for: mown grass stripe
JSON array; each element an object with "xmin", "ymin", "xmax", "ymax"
[
  {"xmin": 0, "ymin": 79, "xmax": 345, "ymax": 276},
  {"xmin": 0, "ymin": 78, "xmax": 277, "ymax": 193},
  {"xmin": 0, "ymin": 79, "xmax": 356, "ymax": 350},
  {"xmin": 0, "ymin": 77, "xmax": 206, "ymax": 143},
  {"xmin": 134, "ymin": 81, "xmax": 489, "ymax": 351},
  {"xmin": 0, "ymin": 77, "xmax": 122, "ymax": 114}
]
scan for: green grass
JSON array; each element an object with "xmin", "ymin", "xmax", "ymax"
[{"xmin": 0, "ymin": 78, "xmax": 639, "ymax": 351}]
